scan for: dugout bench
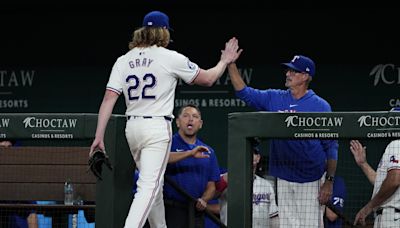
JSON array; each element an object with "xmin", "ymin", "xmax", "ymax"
[
  {"xmin": 0, "ymin": 113, "xmax": 134, "ymax": 228},
  {"xmin": 0, "ymin": 146, "xmax": 96, "ymax": 227}
]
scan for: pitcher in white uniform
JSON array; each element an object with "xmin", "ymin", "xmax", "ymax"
[{"xmin": 89, "ymin": 10, "xmax": 241, "ymax": 228}]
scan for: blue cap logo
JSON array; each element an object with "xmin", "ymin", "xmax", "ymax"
[
  {"xmin": 282, "ymin": 55, "xmax": 316, "ymax": 77},
  {"xmin": 142, "ymin": 11, "xmax": 170, "ymax": 29}
]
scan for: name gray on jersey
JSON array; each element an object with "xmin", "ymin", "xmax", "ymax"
[{"xmin": 129, "ymin": 58, "xmax": 154, "ymax": 68}]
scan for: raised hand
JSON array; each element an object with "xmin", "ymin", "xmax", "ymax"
[
  {"xmin": 221, "ymin": 37, "xmax": 243, "ymax": 64},
  {"xmin": 350, "ymin": 140, "xmax": 367, "ymax": 167}
]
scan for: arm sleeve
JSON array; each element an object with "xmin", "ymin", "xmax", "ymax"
[
  {"xmin": 209, "ymin": 149, "xmax": 221, "ymax": 182},
  {"xmin": 169, "ymin": 52, "xmax": 200, "ymax": 84},
  {"xmin": 269, "ymin": 184, "xmax": 279, "ymax": 217},
  {"xmin": 216, "ymin": 176, "xmax": 228, "ymax": 193},
  {"xmin": 235, "ymin": 87, "xmax": 275, "ymax": 111},
  {"xmin": 106, "ymin": 58, "xmax": 124, "ymax": 95},
  {"xmin": 322, "ymin": 140, "xmax": 339, "ymax": 160},
  {"xmin": 386, "ymin": 140, "xmax": 400, "ymax": 171},
  {"xmin": 331, "ymin": 177, "xmax": 346, "ymax": 212}
]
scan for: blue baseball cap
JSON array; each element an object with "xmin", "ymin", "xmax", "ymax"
[
  {"xmin": 142, "ymin": 11, "xmax": 171, "ymax": 29},
  {"xmin": 282, "ymin": 55, "xmax": 316, "ymax": 77}
]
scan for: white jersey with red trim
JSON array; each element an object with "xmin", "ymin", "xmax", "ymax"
[
  {"xmin": 219, "ymin": 175, "xmax": 278, "ymax": 227},
  {"xmin": 373, "ymin": 139, "xmax": 400, "ymax": 209},
  {"xmin": 106, "ymin": 45, "xmax": 199, "ymax": 117},
  {"xmin": 252, "ymin": 175, "xmax": 279, "ymax": 227}
]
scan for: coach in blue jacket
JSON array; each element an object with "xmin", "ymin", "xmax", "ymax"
[
  {"xmin": 227, "ymin": 54, "xmax": 338, "ymax": 227},
  {"xmin": 164, "ymin": 104, "xmax": 221, "ymax": 228}
]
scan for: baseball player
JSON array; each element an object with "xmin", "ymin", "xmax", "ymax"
[
  {"xmin": 131, "ymin": 147, "xmax": 210, "ymax": 228},
  {"xmin": 350, "ymin": 139, "xmax": 400, "ymax": 227},
  {"xmin": 217, "ymin": 139, "xmax": 279, "ymax": 228},
  {"xmin": 227, "ymin": 55, "xmax": 338, "ymax": 227},
  {"xmin": 252, "ymin": 175, "xmax": 279, "ymax": 228},
  {"xmin": 89, "ymin": 10, "xmax": 240, "ymax": 228}
]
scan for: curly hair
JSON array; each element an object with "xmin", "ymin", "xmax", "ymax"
[{"xmin": 128, "ymin": 27, "xmax": 170, "ymax": 49}]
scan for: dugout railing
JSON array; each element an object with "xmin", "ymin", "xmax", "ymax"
[
  {"xmin": 227, "ymin": 111, "xmax": 400, "ymax": 228},
  {"xmin": 2, "ymin": 111, "xmax": 399, "ymax": 227}
]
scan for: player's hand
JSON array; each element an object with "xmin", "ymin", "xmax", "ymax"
[
  {"xmin": 318, "ymin": 181, "xmax": 333, "ymax": 205},
  {"xmin": 89, "ymin": 138, "xmax": 105, "ymax": 158},
  {"xmin": 221, "ymin": 37, "xmax": 243, "ymax": 64},
  {"xmin": 353, "ymin": 204, "xmax": 373, "ymax": 226},
  {"xmin": 350, "ymin": 140, "xmax": 367, "ymax": 167},
  {"xmin": 196, "ymin": 198, "xmax": 207, "ymax": 211},
  {"xmin": 191, "ymin": 146, "xmax": 210, "ymax": 158}
]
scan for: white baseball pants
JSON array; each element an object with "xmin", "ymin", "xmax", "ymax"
[
  {"xmin": 277, "ymin": 177, "xmax": 324, "ymax": 228},
  {"xmin": 374, "ymin": 208, "xmax": 400, "ymax": 228},
  {"xmin": 124, "ymin": 117, "xmax": 172, "ymax": 228}
]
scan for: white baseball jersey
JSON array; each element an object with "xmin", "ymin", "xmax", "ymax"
[
  {"xmin": 116, "ymin": 45, "xmax": 199, "ymax": 228},
  {"xmin": 372, "ymin": 139, "xmax": 400, "ymax": 209},
  {"xmin": 219, "ymin": 175, "xmax": 278, "ymax": 227},
  {"xmin": 106, "ymin": 45, "xmax": 200, "ymax": 117},
  {"xmin": 252, "ymin": 175, "xmax": 279, "ymax": 227}
]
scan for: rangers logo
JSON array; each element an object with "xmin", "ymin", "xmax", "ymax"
[
  {"xmin": 253, "ymin": 193, "xmax": 270, "ymax": 205},
  {"xmin": 390, "ymin": 155, "xmax": 399, "ymax": 163},
  {"xmin": 291, "ymin": 55, "xmax": 300, "ymax": 62},
  {"xmin": 187, "ymin": 60, "xmax": 197, "ymax": 70}
]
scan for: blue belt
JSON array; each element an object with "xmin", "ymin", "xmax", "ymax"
[{"xmin": 127, "ymin": 116, "xmax": 172, "ymax": 121}]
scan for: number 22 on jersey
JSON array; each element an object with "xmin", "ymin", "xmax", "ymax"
[{"xmin": 126, "ymin": 73, "xmax": 156, "ymax": 100}]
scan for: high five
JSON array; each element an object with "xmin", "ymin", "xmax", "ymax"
[{"xmin": 89, "ymin": 10, "xmax": 241, "ymax": 228}]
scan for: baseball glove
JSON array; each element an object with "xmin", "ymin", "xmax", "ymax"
[{"xmin": 88, "ymin": 149, "xmax": 113, "ymax": 180}]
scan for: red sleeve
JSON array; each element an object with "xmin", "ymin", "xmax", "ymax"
[{"xmin": 216, "ymin": 176, "xmax": 228, "ymax": 193}]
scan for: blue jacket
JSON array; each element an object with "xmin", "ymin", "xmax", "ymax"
[
  {"xmin": 236, "ymin": 87, "xmax": 338, "ymax": 182},
  {"xmin": 164, "ymin": 133, "xmax": 220, "ymax": 202}
]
